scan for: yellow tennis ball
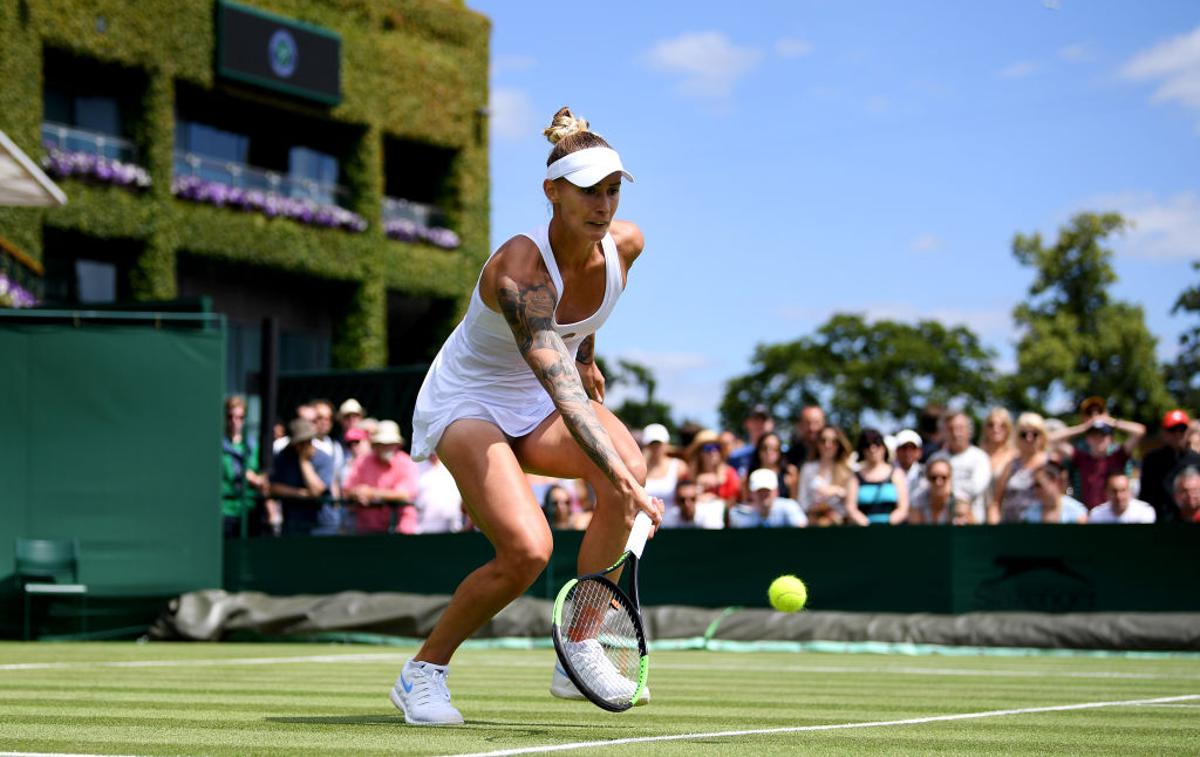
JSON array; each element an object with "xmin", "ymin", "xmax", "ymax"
[{"xmin": 768, "ymin": 575, "xmax": 807, "ymax": 613}]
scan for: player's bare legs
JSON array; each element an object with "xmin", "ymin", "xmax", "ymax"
[
  {"xmin": 514, "ymin": 399, "xmax": 648, "ymax": 576},
  {"xmin": 414, "ymin": 419, "xmax": 553, "ymax": 666},
  {"xmin": 515, "ymin": 400, "xmax": 652, "ymax": 704},
  {"xmin": 392, "ymin": 419, "xmax": 553, "ymax": 724}
]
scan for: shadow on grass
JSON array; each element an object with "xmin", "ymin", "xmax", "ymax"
[{"xmin": 265, "ymin": 715, "xmax": 598, "ymax": 733}]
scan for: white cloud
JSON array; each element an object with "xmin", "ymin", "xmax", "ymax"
[
  {"xmin": 489, "ymin": 88, "xmax": 536, "ymax": 141},
  {"xmin": 911, "ymin": 233, "xmax": 943, "ymax": 253},
  {"xmin": 1121, "ymin": 26, "xmax": 1200, "ymax": 131},
  {"xmin": 775, "ymin": 38, "xmax": 813, "ymax": 59},
  {"xmin": 493, "ymin": 54, "xmax": 536, "ymax": 76},
  {"xmin": 999, "ymin": 61, "xmax": 1039, "ymax": 79},
  {"xmin": 1058, "ymin": 43, "xmax": 1092, "ymax": 63},
  {"xmin": 646, "ymin": 31, "xmax": 764, "ymax": 99},
  {"xmin": 1083, "ymin": 191, "xmax": 1200, "ymax": 261}
]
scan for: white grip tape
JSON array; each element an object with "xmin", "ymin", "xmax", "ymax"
[{"xmin": 625, "ymin": 511, "xmax": 653, "ymax": 558}]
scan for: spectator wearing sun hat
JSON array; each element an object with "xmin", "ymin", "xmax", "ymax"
[
  {"xmin": 893, "ymin": 429, "xmax": 925, "ymax": 502},
  {"xmin": 344, "ymin": 420, "xmax": 420, "ymax": 534},
  {"xmin": 728, "ymin": 468, "xmax": 807, "ymax": 528},
  {"xmin": 269, "ymin": 417, "xmax": 336, "ymax": 535},
  {"xmin": 1049, "ymin": 411, "xmax": 1146, "ymax": 509},
  {"xmin": 642, "ymin": 423, "xmax": 686, "ymax": 515},
  {"xmin": 1139, "ymin": 409, "xmax": 1200, "ymax": 522},
  {"xmin": 687, "ymin": 429, "xmax": 741, "ymax": 513}
]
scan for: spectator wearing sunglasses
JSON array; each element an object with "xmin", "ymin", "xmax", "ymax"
[
  {"xmin": 687, "ymin": 429, "xmax": 741, "ymax": 514},
  {"xmin": 845, "ymin": 428, "xmax": 909, "ymax": 526},
  {"xmin": 909, "ymin": 458, "xmax": 972, "ymax": 525},
  {"xmin": 988, "ymin": 412, "xmax": 1049, "ymax": 524},
  {"xmin": 1049, "ymin": 410, "xmax": 1146, "ymax": 509},
  {"xmin": 661, "ymin": 479, "xmax": 725, "ymax": 529},
  {"xmin": 1139, "ymin": 409, "xmax": 1200, "ymax": 522},
  {"xmin": 797, "ymin": 425, "xmax": 853, "ymax": 525}
]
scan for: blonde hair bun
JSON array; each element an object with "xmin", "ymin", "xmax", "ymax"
[{"xmin": 543, "ymin": 106, "xmax": 590, "ymax": 145}]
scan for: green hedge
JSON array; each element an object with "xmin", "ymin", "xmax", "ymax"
[{"xmin": 1, "ymin": 0, "xmax": 490, "ymax": 367}]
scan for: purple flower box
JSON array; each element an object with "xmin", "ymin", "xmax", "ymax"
[
  {"xmin": 384, "ymin": 218, "xmax": 460, "ymax": 250},
  {"xmin": 170, "ymin": 175, "xmax": 368, "ymax": 233},
  {"xmin": 0, "ymin": 273, "xmax": 38, "ymax": 308},
  {"xmin": 40, "ymin": 146, "xmax": 152, "ymax": 191}
]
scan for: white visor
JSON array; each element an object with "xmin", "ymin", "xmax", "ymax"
[{"xmin": 546, "ymin": 147, "xmax": 634, "ymax": 187}]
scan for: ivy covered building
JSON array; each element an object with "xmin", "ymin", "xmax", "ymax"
[{"xmin": 0, "ymin": 0, "xmax": 490, "ymax": 384}]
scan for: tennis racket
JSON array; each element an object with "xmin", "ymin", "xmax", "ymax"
[{"xmin": 551, "ymin": 510, "xmax": 653, "ymax": 712}]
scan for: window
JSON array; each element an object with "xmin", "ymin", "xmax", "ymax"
[{"xmin": 175, "ymin": 120, "xmax": 249, "ymax": 163}]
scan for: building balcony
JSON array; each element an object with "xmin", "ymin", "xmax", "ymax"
[
  {"xmin": 381, "ymin": 196, "xmax": 442, "ymax": 229},
  {"xmin": 172, "ymin": 151, "xmax": 352, "ymax": 209},
  {"xmin": 41, "ymin": 122, "xmax": 137, "ymax": 163},
  {"xmin": 381, "ymin": 196, "xmax": 459, "ymax": 249}
]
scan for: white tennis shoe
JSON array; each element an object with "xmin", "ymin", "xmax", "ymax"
[
  {"xmin": 390, "ymin": 659, "xmax": 464, "ymax": 725},
  {"xmin": 550, "ymin": 639, "xmax": 649, "ymax": 705}
]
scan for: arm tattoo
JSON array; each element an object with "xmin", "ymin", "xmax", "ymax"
[
  {"xmin": 497, "ymin": 278, "xmax": 627, "ymax": 487},
  {"xmin": 575, "ymin": 334, "xmax": 595, "ymax": 364}
]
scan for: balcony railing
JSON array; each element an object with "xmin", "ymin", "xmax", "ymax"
[
  {"xmin": 41, "ymin": 122, "xmax": 137, "ymax": 163},
  {"xmin": 381, "ymin": 196, "xmax": 443, "ymax": 228},
  {"xmin": 172, "ymin": 150, "xmax": 353, "ymax": 209}
]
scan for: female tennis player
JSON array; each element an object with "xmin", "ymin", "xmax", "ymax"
[{"xmin": 390, "ymin": 107, "xmax": 663, "ymax": 725}]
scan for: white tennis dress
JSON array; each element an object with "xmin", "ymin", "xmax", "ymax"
[{"xmin": 410, "ymin": 223, "xmax": 625, "ymax": 461}]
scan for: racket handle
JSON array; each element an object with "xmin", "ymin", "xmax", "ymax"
[{"xmin": 626, "ymin": 511, "xmax": 653, "ymax": 558}]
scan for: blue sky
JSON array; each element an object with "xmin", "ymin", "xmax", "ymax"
[{"xmin": 468, "ymin": 0, "xmax": 1199, "ymax": 427}]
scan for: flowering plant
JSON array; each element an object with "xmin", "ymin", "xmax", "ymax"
[
  {"xmin": 170, "ymin": 175, "xmax": 368, "ymax": 233},
  {"xmin": 0, "ymin": 273, "xmax": 38, "ymax": 308},
  {"xmin": 384, "ymin": 218, "xmax": 461, "ymax": 250},
  {"xmin": 41, "ymin": 146, "xmax": 152, "ymax": 190}
]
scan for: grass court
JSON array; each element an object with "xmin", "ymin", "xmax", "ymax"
[{"xmin": 1, "ymin": 642, "xmax": 1198, "ymax": 755}]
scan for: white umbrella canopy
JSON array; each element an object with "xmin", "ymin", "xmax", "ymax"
[{"xmin": 0, "ymin": 129, "xmax": 67, "ymax": 207}]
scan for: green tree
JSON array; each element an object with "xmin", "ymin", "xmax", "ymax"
[
  {"xmin": 1165, "ymin": 261, "xmax": 1200, "ymax": 411},
  {"xmin": 720, "ymin": 313, "xmax": 997, "ymax": 432},
  {"xmin": 598, "ymin": 356, "xmax": 676, "ymax": 433},
  {"xmin": 1006, "ymin": 211, "xmax": 1172, "ymax": 425}
]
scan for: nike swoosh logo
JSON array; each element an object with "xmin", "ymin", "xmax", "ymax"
[
  {"xmin": 555, "ymin": 664, "xmax": 568, "ymax": 677},
  {"xmin": 400, "ymin": 669, "xmax": 414, "ymax": 693}
]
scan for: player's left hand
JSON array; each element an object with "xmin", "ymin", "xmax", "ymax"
[{"xmin": 578, "ymin": 360, "xmax": 606, "ymax": 403}]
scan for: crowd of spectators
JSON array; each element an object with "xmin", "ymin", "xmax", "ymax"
[
  {"xmin": 221, "ymin": 393, "xmax": 1200, "ymax": 537},
  {"xmin": 221, "ymin": 396, "xmax": 462, "ymax": 537}
]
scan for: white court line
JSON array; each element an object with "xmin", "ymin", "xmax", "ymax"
[
  {"xmin": 648, "ymin": 661, "xmax": 1200, "ymax": 681},
  {"xmin": 439, "ymin": 694, "xmax": 1200, "ymax": 757},
  {"xmin": 0, "ymin": 652, "xmax": 407, "ymax": 671},
  {"xmin": 0, "ymin": 753, "xmax": 150, "ymax": 757}
]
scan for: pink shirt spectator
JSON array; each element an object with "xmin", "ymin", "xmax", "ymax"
[{"xmin": 345, "ymin": 451, "xmax": 420, "ymax": 534}]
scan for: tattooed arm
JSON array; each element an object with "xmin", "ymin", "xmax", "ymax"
[
  {"xmin": 574, "ymin": 334, "xmax": 605, "ymax": 403},
  {"xmin": 495, "ymin": 273, "xmax": 635, "ymax": 496}
]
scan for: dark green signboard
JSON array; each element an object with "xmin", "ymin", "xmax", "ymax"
[{"xmin": 216, "ymin": 1, "xmax": 341, "ymax": 105}]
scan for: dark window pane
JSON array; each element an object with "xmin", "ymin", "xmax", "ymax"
[
  {"xmin": 75, "ymin": 259, "xmax": 117, "ymax": 304},
  {"xmin": 74, "ymin": 95, "xmax": 121, "ymax": 135},
  {"xmin": 43, "ymin": 87, "xmax": 73, "ymax": 125}
]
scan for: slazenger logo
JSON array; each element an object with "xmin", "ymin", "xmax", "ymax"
[{"xmin": 268, "ymin": 29, "xmax": 298, "ymax": 78}]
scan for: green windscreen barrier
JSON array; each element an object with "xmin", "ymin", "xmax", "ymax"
[
  {"xmin": 225, "ymin": 524, "xmax": 1200, "ymax": 614},
  {"xmin": 1, "ymin": 315, "xmax": 224, "ymax": 619}
]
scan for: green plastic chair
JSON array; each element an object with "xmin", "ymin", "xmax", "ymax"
[{"xmin": 15, "ymin": 538, "xmax": 89, "ymax": 640}]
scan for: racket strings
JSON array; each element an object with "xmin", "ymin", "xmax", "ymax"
[{"xmin": 560, "ymin": 578, "xmax": 640, "ymax": 704}]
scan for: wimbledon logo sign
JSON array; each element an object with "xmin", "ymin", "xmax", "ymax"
[{"xmin": 268, "ymin": 29, "xmax": 298, "ymax": 78}]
